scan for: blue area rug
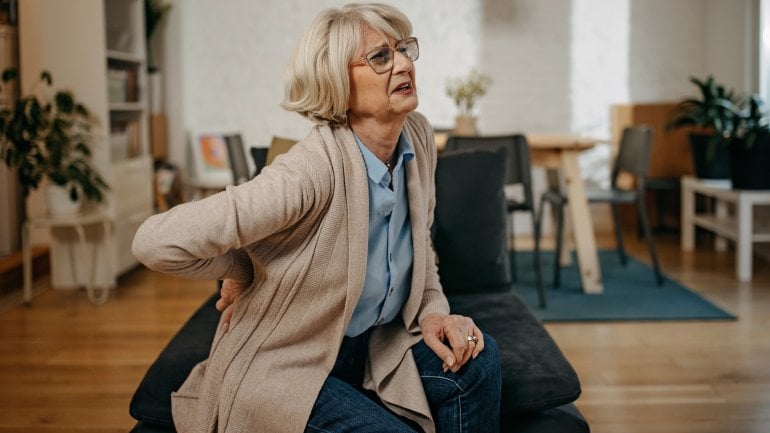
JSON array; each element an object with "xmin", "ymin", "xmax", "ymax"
[{"xmin": 512, "ymin": 250, "xmax": 736, "ymax": 322}]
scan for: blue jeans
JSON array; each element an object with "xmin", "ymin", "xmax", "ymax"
[{"xmin": 305, "ymin": 330, "xmax": 502, "ymax": 432}]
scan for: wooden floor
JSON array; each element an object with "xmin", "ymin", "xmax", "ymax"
[{"xmin": 0, "ymin": 232, "xmax": 768, "ymax": 432}]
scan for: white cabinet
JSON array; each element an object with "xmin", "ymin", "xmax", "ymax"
[{"xmin": 19, "ymin": 0, "xmax": 153, "ymax": 287}]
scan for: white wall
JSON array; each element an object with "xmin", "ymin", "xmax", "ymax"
[
  {"xmin": 161, "ymin": 0, "xmax": 482, "ymax": 167},
  {"xmin": 478, "ymin": 0, "xmax": 572, "ymax": 135},
  {"xmin": 157, "ymin": 0, "xmax": 759, "ymax": 221}
]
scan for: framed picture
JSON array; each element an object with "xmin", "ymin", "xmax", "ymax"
[{"xmin": 187, "ymin": 131, "xmax": 235, "ymax": 187}]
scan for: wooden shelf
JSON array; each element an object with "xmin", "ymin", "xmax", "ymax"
[
  {"xmin": 106, "ymin": 50, "xmax": 143, "ymax": 64},
  {"xmin": 692, "ymin": 215, "xmax": 770, "ymax": 242},
  {"xmin": 109, "ymin": 102, "xmax": 145, "ymax": 112},
  {"xmin": 20, "ymin": 0, "xmax": 152, "ymax": 292}
]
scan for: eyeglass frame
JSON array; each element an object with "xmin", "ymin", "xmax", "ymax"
[{"xmin": 349, "ymin": 37, "xmax": 419, "ymax": 74}]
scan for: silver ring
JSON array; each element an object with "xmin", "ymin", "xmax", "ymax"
[{"xmin": 467, "ymin": 335, "xmax": 478, "ymax": 343}]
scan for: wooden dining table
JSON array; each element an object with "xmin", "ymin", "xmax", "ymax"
[{"xmin": 526, "ymin": 134, "xmax": 603, "ymax": 294}]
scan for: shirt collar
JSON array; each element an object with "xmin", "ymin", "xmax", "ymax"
[{"xmin": 354, "ymin": 131, "xmax": 415, "ymax": 184}]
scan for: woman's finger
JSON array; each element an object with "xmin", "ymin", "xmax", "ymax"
[
  {"xmin": 459, "ymin": 333, "xmax": 475, "ymax": 367},
  {"xmin": 471, "ymin": 327, "xmax": 485, "ymax": 359}
]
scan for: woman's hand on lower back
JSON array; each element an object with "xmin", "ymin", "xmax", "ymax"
[{"xmin": 216, "ymin": 279, "xmax": 249, "ymax": 333}]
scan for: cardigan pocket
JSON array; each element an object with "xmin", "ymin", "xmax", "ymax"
[{"xmin": 171, "ymin": 360, "xmax": 218, "ymax": 433}]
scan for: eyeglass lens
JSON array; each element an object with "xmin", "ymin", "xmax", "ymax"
[{"xmin": 366, "ymin": 38, "xmax": 419, "ymax": 73}]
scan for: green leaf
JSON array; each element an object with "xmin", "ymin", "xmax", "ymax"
[
  {"xmin": 0, "ymin": 70, "xmax": 106, "ymax": 201},
  {"xmin": 40, "ymin": 71, "xmax": 53, "ymax": 86},
  {"xmin": 1, "ymin": 68, "xmax": 17, "ymax": 83},
  {"xmin": 55, "ymin": 91, "xmax": 75, "ymax": 113}
]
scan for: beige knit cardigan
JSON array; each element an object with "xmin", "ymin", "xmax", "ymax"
[{"xmin": 132, "ymin": 112, "xmax": 450, "ymax": 433}]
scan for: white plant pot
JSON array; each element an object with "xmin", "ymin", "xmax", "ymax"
[{"xmin": 45, "ymin": 184, "xmax": 82, "ymax": 216}]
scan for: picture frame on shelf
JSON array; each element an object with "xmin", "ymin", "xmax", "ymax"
[
  {"xmin": 187, "ymin": 131, "xmax": 252, "ymax": 188},
  {"xmin": 187, "ymin": 131, "xmax": 232, "ymax": 188}
]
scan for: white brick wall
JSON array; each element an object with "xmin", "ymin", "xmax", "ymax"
[
  {"xmin": 166, "ymin": 0, "xmax": 481, "ymax": 166},
  {"xmin": 164, "ymin": 0, "xmax": 754, "ymax": 160},
  {"xmin": 478, "ymin": 0, "xmax": 572, "ymax": 135},
  {"xmin": 159, "ymin": 0, "xmax": 757, "ymax": 235}
]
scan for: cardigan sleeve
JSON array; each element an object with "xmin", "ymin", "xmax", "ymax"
[{"xmin": 132, "ymin": 135, "xmax": 331, "ymax": 283}]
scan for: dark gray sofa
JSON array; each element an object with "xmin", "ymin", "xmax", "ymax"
[{"xmin": 129, "ymin": 148, "xmax": 588, "ymax": 432}]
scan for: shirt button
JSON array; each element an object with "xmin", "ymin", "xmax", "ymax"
[
  {"xmin": 376, "ymin": 318, "xmax": 384, "ymax": 325},
  {"xmin": 388, "ymin": 288, "xmax": 394, "ymax": 296}
]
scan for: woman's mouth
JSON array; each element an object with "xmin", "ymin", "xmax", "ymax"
[{"xmin": 393, "ymin": 82, "xmax": 414, "ymax": 94}]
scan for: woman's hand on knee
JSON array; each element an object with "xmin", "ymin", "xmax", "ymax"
[
  {"xmin": 216, "ymin": 279, "xmax": 248, "ymax": 333},
  {"xmin": 420, "ymin": 313, "xmax": 484, "ymax": 373}
]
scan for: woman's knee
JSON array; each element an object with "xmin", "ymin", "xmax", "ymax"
[{"xmin": 470, "ymin": 333, "xmax": 501, "ymax": 383}]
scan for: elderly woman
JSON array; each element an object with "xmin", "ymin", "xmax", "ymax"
[{"xmin": 132, "ymin": 3, "xmax": 501, "ymax": 432}]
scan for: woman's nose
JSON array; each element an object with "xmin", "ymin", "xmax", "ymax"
[{"xmin": 391, "ymin": 50, "xmax": 413, "ymax": 74}]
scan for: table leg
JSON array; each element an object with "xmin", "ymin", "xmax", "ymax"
[
  {"xmin": 715, "ymin": 200, "xmax": 728, "ymax": 251},
  {"xmin": 561, "ymin": 152, "xmax": 602, "ymax": 294},
  {"xmin": 74, "ymin": 223, "xmax": 111, "ymax": 305},
  {"xmin": 736, "ymin": 197, "xmax": 752, "ymax": 281},
  {"xmin": 22, "ymin": 221, "xmax": 33, "ymax": 304},
  {"xmin": 681, "ymin": 179, "xmax": 695, "ymax": 251}
]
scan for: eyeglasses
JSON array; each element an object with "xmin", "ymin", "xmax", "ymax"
[{"xmin": 351, "ymin": 37, "xmax": 419, "ymax": 74}]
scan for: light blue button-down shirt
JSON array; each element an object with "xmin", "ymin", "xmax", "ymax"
[{"xmin": 346, "ymin": 132, "xmax": 415, "ymax": 337}]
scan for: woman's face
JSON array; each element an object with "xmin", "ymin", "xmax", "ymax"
[{"xmin": 348, "ymin": 26, "xmax": 418, "ymax": 125}]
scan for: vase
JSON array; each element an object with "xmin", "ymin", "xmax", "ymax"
[
  {"xmin": 730, "ymin": 137, "xmax": 770, "ymax": 190},
  {"xmin": 453, "ymin": 115, "xmax": 478, "ymax": 136},
  {"xmin": 45, "ymin": 184, "xmax": 82, "ymax": 216},
  {"xmin": 688, "ymin": 133, "xmax": 730, "ymax": 179}
]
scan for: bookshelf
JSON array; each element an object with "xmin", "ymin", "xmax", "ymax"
[{"xmin": 18, "ymin": 0, "xmax": 153, "ymax": 289}]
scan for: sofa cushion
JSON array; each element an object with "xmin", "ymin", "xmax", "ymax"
[
  {"xmin": 434, "ymin": 148, "xmax": 512, "ymax": 294},
  {"xmin": 448, "ymin": 291, "xmax": 582, "ymax": 415},
  {"xmin": 129, "ymin": 293, "xmax": 220, "ymax": 427},
  {"xmin": 131, "ymin": 291, "xmax": 583, "ymax": 430}
]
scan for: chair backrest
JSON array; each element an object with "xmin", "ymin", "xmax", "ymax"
[
  {"xmin": 224, "ymin": 134, "xmax": 250, "ymax": 185},
  {"xmin": 266, "ymin": 136, "xmax": 298, "ymax": 166},
  {"xmin": 433, "ymin": 148, "xmax": 512, "ymax": 294},
  {"xmin": 444, "ymin": 134, "xmax": 535, "ymax": 209},
  {"xmin": 249, "ymin": 147, "xmax": 268, "ymax": 178},
  {"xmin": 612, "ymin": 126, "xmax": 653, "ymax": 189}
]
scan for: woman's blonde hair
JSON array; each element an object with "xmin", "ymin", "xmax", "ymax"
[{"xmin": 282, "ymin": 3, "xmax": 413, "ymax": 127}]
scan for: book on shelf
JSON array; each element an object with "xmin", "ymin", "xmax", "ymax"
[
  {"xmin": 107, "ymin": 62, "xmax": 140, "ymax": 103},
  {"xmin": 110, "ymin": 120, "xmax": 141, "ymax": 161},
  {"xmin": 107, "ymin": 68, "xmax": 128, "ymax": 103}
]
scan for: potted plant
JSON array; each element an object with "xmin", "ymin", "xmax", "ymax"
[
  {"xmin": 730, "ymin": 94, "xmax": 770, "ymax": 189},
  {"xmin": 667, "ymin": 75, "xmax": 739, "ymax": 179},
  {"xmin": 446, "ymin": 69, "xmax": 491, "ymax": 136},
  {"xmin": 0, "ymin": 69, "xmax": 108, "ymax": 215}
]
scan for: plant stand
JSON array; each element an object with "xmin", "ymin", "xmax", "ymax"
[{"xmin": 22, "ymin": 211, "xmax": 115, "ymax": 305}]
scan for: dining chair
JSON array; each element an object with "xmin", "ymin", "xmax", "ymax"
[
  {"xmin": 224, "ymin": 134, "xmax": 250, "ymax": 185},
  {"xmin": 249, "ymin": 147, "xmax": 268, "ymax": 178},
  {"xmin": 537, "ymin": 126, "xmax": 664, "ymax": 289},
  {"xmin": 444, "ymin": 135, "xmax": 546, "ymax": 307},
  {"xmin": 266, "ymin": 136, "xmax": 298, "ymax": 166}
]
